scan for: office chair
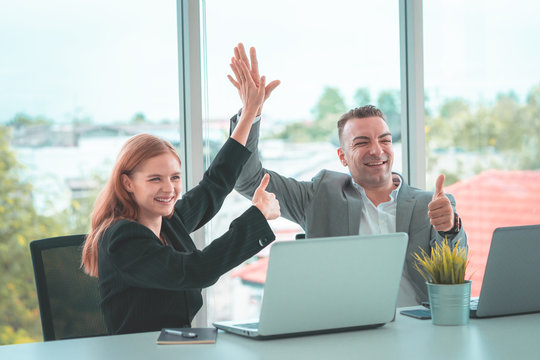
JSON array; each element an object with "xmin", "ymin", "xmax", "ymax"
[{"xmin": 30, "ymin": 234, "xmax": 108, "ymax": 341}]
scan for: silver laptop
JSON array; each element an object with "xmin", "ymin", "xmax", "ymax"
[
  {"xmin": 213, "ymin": 233, "xmax": 408, "ymax": 339},
  {"xmin": 470, "ymin": 224, "xmax": 540, "ymax": 318}
]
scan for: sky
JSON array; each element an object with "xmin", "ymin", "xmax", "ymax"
[{"xmin": 1, "ymin": 0, "xmax": 539, "ymax": 125}]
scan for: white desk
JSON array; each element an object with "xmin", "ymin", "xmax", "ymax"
[{"xmin": 1, "ymin": 309, "xmax": 539, "ymax": 360}]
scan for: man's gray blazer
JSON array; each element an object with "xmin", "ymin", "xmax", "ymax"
[{"xmin": 232, "ymin": 117, "xmax": 468, "ymax": 303}]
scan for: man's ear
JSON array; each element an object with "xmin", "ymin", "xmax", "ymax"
[
  {"xmin": 337, "ymin": 148, "xmax": 348, "ymax": 167},
  {"xmin": 121, "ymin": 174, "xmax": 134, "ymax": 192}
]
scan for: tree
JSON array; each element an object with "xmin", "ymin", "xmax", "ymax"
[
  {"xmin": 311, "ymin": 86, "xmax": 347, "ymax": 121},
  {"xmin": 517, "ymin": 84, "xmax": 540, "ymax": 169},
  {"xmin": 131, "ymin": 112, "xmax": 148, "ymax": 124},
  {"xmin": 0, "ymin": 126, "xmax": 67, "ymax": 344},
  {"xmin": 425, "ymin": 83, "xmax": 540, "ymax": 185},
  {"xmin": 377, "ymin": 90, "xmax": 401, "ymax": 140},
  {"xmin": 273, "ymin": 87, "xmax": 346, "ymax": 144},
  {"xmin": 439, "ymin": 98, "xmax": 470, "ymax": 119},
  {"xmin": 6, "ymin": 113, "xmax": 52, "ymax": 127},
  {"xmin": 353, "ymin": 88, "xmax": 371, "ymax": 107}
]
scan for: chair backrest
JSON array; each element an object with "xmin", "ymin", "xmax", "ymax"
[{"xmin": 30, "ymin": 234, "xmax": 108, "ymax": 341}]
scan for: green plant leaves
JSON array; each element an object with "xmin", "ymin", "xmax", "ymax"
[{"xmin": 413, "ymin": 237, "xmax": 468, "ymax": 284}]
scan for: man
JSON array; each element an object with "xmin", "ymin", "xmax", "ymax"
[{"xmin": 228, "ymin": 44, "xmax": 467, "ymax": 305}]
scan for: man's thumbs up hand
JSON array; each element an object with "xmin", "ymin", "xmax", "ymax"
[
  {"xmin": 433, "ymin": 173, "xmax": 445, "ymax": 200},
  {"xmin": 428, "ymin": 174, "xmax": 455, "ymax": 232}
]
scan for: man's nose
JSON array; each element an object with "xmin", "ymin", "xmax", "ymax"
[{"xmin": 368, "ymin": 142, "xmax": 383, "ymax": 155}]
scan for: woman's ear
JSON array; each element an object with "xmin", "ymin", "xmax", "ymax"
[{"xmin": 121, "ymin": 174, "xmax": 134, "ymax": 192}]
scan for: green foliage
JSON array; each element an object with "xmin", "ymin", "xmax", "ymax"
[
  {"xmin": 0, "ymin": 126, "xmax": 88, "ymax": 344},
  {"xmin": 311, "ymin": 86, "xmax": 347, "ymax": 122},
  {"xmin": 5, "ymin": 113, "xmax": 52, "ymax": 127},
  {"xmin": 353, "ymin": 88, "xmax": 371, "ymax": 106},
  {"xmin": 413, "ymin": 238, "xmax": 468, "ymax": 284},
  {"xmin": 273, "ymin": 86, "xmax": 402, "ymax": 144},
  {"xmin": 376, "ymin": 90, "xmax": 401, "ymax": 139},
  {"xmin": 131, "ymin": 112, "xmax": 148, "ymax": 124},
  {"xmin": 426, "ymin": 83, "xmax": 540, "ymax": 171},
  {"xmin": 0, "ymin": 127, "xmax": 41, "ymax": 343},
  {"xmin": 275, "ymin": 86, "xmax": 347, "ymax": 144}
]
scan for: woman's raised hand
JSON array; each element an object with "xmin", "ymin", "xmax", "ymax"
[
  {"xmin": 252, "ymin": 174, "xmax": 280, "ymax": 220},
  {"xmin": 229, "ymin": 56, "xmax": 266, "ymax": 117}
]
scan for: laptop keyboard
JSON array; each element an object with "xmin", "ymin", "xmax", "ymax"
[{"xmin": 236, "ymin": 322, "xmax": 259, "ymax": 329}]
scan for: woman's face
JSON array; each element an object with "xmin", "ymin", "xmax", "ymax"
[{"xmin": 122, "ymin": 152, "xmax": 181, "ymax": 225}]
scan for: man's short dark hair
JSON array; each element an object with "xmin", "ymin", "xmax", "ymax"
[{"xmin": 337, "ymin": 105, "xmax": 385, "ymax": 145}]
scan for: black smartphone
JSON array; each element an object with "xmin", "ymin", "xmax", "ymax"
[{"xmin": 400, "ymin": 309, "xmax": 432, "ymax": 320}]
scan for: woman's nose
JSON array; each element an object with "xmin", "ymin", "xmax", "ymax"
[{"xmin": 162, "ymin": 180, "xmax": 174, "ymax": 192}]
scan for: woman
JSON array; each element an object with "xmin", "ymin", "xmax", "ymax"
[{"xmin": 81, "ymin": 57, "xmax": 280, "ymax": 335}]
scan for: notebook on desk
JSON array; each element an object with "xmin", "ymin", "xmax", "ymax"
[
  {"xmin": 470, "ymin": 224, "xmax": 540, "ymax": 318},
  {"xmin": 213, "ymin": 233, "xmax": 408, "ymax": 339}
]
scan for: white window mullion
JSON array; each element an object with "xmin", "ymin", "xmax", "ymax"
[
  {"xmin": 177, "ymin": 0, "xmax": 206, "ymax": 326},
  {"xmin": 399, "ymin": 0, "xmax": 426, "ymax": 189}
]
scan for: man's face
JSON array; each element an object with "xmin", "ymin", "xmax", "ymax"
[{"xmin": 337, "ymin": 116, "xmax": 394, "ymax": 189}]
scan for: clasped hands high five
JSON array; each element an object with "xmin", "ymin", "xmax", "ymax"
[
  {"xmin": 228, "ymin": 43, "xmax": 281, "ymax": 221},
  {"xmin": 227, "ymin": 43, "xmax": 280, "ymax": 117}
]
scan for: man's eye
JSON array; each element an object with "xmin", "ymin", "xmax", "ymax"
[
  {"xmin": 171, "ymin": 176, "xmax": 180, "ymax": 181},
  {"xmin": 150, "ymin": 178, "xmax": 160, "ymax": 182}
]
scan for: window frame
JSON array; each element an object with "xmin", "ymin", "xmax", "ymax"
[
  {"xmin": 176, "ymin": 0, "xmax": 425, "ymax": 325},
  {"xmin": 176, "ymin": 0, "xmax": 206, "ymax": 326}
]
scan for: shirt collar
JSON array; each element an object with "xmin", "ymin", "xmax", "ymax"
[{"xmin": 352, "ymin": 173, "xmax": 403, "ymax": 201}]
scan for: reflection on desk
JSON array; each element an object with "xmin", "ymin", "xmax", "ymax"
[{"xmin": 1, "ymin": 308, "xmax": 539, "ymax": 360}]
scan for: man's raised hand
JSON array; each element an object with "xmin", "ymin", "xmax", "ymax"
[{"xmin": 227, "ymin": 43, "xmax": 280, "ymax": 115}]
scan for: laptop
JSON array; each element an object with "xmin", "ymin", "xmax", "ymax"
[
  {"xmin": 213, "ymin": 233, "xmax": 408, "ymax": 339},
  {"xmin": 470, "ymin": 224, "xmax": 540, "ymax": 318}
]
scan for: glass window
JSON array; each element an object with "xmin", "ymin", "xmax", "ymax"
[
  {"xmin": 424, "ymin": 0, "xmax": 540, "ymax": 296},
  {"xmin": 0, "ymin": 1, "xmax": 178, "ymax": 344},
  {"xmin": 202, "ymin": 0, "xmax": 401, "ymax": 323}
]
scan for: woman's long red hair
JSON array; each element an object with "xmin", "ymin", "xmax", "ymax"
[{"xmin": 81, "ymin": 134, "xmax": 180, "ymax": 277}]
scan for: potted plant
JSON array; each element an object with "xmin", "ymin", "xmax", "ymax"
[{"xmin": 413, "ymin": 238, "xmax": 471, "ymax": 325}]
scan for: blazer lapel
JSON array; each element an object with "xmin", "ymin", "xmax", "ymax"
[
  {"xmin": 396, "ymin": 181, "xmax": 416, "ymax": 233},
  {"xmin": 344, "ymin": 185, "xmax": 363, "ymax": 235}
]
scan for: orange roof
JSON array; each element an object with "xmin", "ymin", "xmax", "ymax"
[
  {"xmin": 231, "ymin": 257, "xmax": 269, "ymax": 285},
  {"xmin": 233, "ymin": 170, "xmax": 540, "ymax": 297},
  {"xmin": 446, "ymin": 169, "xmax": 540, "ymax": 296}
]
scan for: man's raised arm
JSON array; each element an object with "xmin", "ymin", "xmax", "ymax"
[{"xmin": 227, "ymin": 43, "xmax": 315, "ymax": 227}]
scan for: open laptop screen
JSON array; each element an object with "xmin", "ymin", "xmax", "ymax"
[
  {"xmin": 214, "ymin": 233, "xmax": 408, "ymax": 338},
  {"xmin": 475, "ymin": 224, "xmax": 540, "ymax": 318}
]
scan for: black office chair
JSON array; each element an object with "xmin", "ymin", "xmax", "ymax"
[{"xmin": 29, "ymin": 234, "xmax": 108, "ymax": 341}]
